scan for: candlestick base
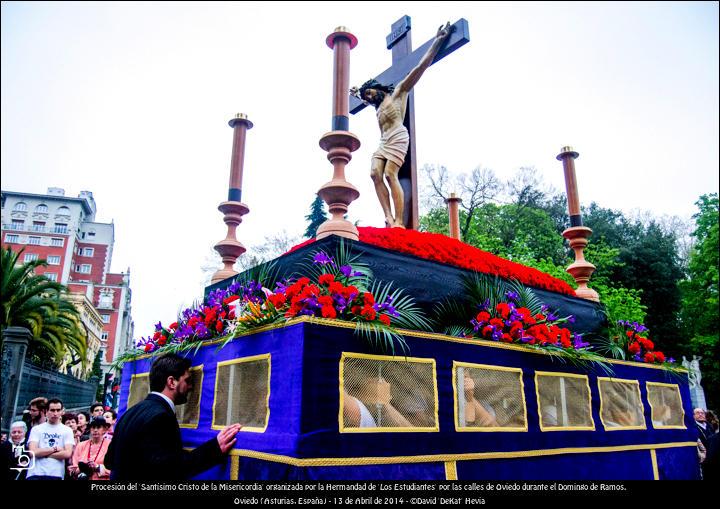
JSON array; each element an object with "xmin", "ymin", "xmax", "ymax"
[
  {"xmin": 562, "ymin": 226, "xmax": 600, "ymax": 302},
  {"xmin": 211, "ymin": 200, "xmax": 250, "ymax": 284}
]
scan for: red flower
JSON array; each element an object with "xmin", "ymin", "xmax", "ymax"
[
  {"xmin": 501, "ymin": 333, "xmax": 513, "ymax": 343},
  {"xmin": 638, "ymin": 337, "xmax": 655, "ymax": 351},
  {"xmin": 223, "ymin": 295, "xmax": 240, "ymax": 306},
  {"xmin": 318, "ymin": 273, "xmax": 335, "ymax": 286},
  {"xmin": 321, "ymin": 305, "xmax": 337, "ymax": 319},
  {"xmin": 643, "ymin": 352, "xmax": 655, "ymax": 363},
  {"xmin": 496, "ymin": 302, "xmax": 511, "ymax": 319},
  {"xmin": 628, "ymin": 341, "xmax": 641, "ymax": 354},
  {"xmin": 363, "ymin": 292, "xmax": 375, "ymax": 306},
  {"xmin": 318, "ymin": 295, "xmax": 334, "ymax": 307},
  {"xmin": 476, "ymin": 311, "xmax": 491, "ymax": 323},
  {"xmin": 157, "ymin": 335, "xmax": 167, "ymax": 346},
  {"xmin": 379, "ymin": 314, "xmax": 391, "ymax": 326},
  {"xmin": 215, "ymin": 320, "xmax": 224, "ymax": 333},
  {"xmin": 351, "ymin": 305, "xmax": 362, "ymax": 315},
  {"xmin": 654, "ymin": 351, "xmax": 665, "ymax": 363},
  {"xmin": 516, "ymin": 308, "xmax": 532, "ymax": 321},
  {"xmin": 361, "ymin": 306, "xmax": 376, "ymax": 321},
  {"xmin": 489, "ymin": 318, "xmax": 504, "ymax": 329},
  {"xmin": 482, "ymin": 325, "xmax": 494, "ymax": 338},
  {"xmin": 144, "ymin": 344, "xmax": 153, "ymax": 352},
  {"xmin": 341, "ymin": 286, "xmax": 359, "ymax": 300},
  {"xmin": 268, "ymin": 293, "xmax": 286, "ymax": 308},
  {"xmin": 327, "ymin": 281, "xmax": 344, "ymax": 294},
  {"xmin": 169, "ymin": 322, "xmax": 178, "ymax": 330},
  {"xmin": 153, "ymin": 331, "xmax": 161, "ymax": 340}
]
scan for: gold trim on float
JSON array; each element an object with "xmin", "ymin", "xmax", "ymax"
[
  {"xmin": 452, "ymin": 361, "xmax": 528, "ymax": 432},
  {"xmin": 223, "ymin": 441, "xmax": 697, "ymax": 467},
  {"xmin": 128, "ymin": 317, "xmax": 688, "ymax": 373},
  {"xmin": 646, "ymin": 382, "xmax": 687, "ymax": 430},
  {"xmin": 534, "ymin": 371, "xmax": 595, "ymax": 431},
  {"xmin": 230, "ymin": 454, "xmax": 240, "ymax": 481},
  {"xmin": 127, "ymin": 372, "xmax": 150, "ymax": 409},
  {"xmin": 445, "ymin": 461, "xmax": 458, "ymax": 480},
  {"xmin": 212, "ymin": 354, "xmax": 271, "ymax": 433},
  {"xmin": 650, "ymin": 449, "xmax": 659, "ymax": 480},
  {"xmin": 597, "ymin": 377, "xmax": 647, "ymax": 431},
  {"xmin": 338, "ymin": 352, "xmax": 439, "ymax": 433}
]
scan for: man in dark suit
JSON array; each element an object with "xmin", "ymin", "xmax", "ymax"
[
  {"xmin": 105, "ymin": 354, "xmax": 241, "ymax": 480},
  {"xmin": 695, "ymin": 408, "xmax": 716, "ymax": 450}
]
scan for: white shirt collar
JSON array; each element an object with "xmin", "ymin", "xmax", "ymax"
[{"xmin": 150, "ymin": 391, "xmax": 175, "ymax": 413}]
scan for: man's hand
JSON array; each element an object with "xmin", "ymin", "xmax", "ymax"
[
  {"xmin": 436, "ymin": 22, "xmax": 452, "ymax": 40},
  {"xmin": 216, "ymin": 423, "xmax": 242, "ymax": 454}
]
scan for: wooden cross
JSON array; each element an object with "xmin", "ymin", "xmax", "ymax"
[{"xmin": 350, "ymin": 16, "xmax": 470, "ymax": 230}]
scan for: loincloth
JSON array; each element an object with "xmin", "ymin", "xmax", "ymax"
[{"xmin": 372, "ymin": 125, "xmax": 409, "ymax": 167}]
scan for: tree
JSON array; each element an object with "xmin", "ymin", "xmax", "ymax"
[
  {"xmin": 679, "ymin": 193, "xmax": 719, "ymax": 410},
  {"xmin": 304, "ymin": 195, "xmax": 328, "ymax": 239},
  {"xmin": 1, "ymin": 246, "xmax": 88, "ymax": 368}
]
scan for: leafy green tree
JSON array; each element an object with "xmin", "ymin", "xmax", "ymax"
[
  {"xmin": 1, "ymin": 246, "xmax": 88, "ymax": 368},
  {"xmin": 304, "ymin": 195, "xmax": 328, "ymax": 239},
  {"xmin": 679, "ymin": 193, "xmax": 719, "ymax": 410}
]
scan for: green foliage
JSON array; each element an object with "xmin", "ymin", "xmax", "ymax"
[
  {"xmin": 304, "ymin": 195, "xmax": 328, "ymax": 239},
  {"xmin": 679, "ymin": 193, "xmax": 719, "ymax": 410},
  {"xmin": 1, "ymin": 246, "xmax": 88, "ymax": 368}
]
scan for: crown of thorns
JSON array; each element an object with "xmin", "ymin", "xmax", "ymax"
[{"xmin": 357, "ymin": 79, "xmax": 395, "ymax": 98}]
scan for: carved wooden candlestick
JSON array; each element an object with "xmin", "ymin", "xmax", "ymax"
[
  {"xmin": 211, "ymin": 113, "xmax": 252, "ymax": 284},
  {"xmin": 316, "ymin": 27, "xmax": 361, "ymax": 241},
  {"xmin": 557, "ymin": 146, "xmax": 599, "ymax": 302},
  {"xmin": 446, "ymin": 192, "xmax": 462, "ymax": 240}
]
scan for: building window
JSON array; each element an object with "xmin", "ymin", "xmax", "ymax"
[
  {"xmin": 24, "ymin": 253, "xmax": 39, "ymax": 263},
  {"xmin": 54, "ymin": 223, "xmax": 68, "ymax": 234},
  {"xmin": 11, "ymin": 220, "xmax": 24, "ymax": 230},
  {"xmin": 35, "ymin": 204, "xmax": 49, "ymax": 213},
  {"xmin": 28, "ymin": 236, "xmax": 41, "ymax": 245},
  {"xmin": 5, "ymin": 234, "xmax": 19, "ymax": 243},
  {"xmin": 47, "ymin": 255, "xmax": 61, "ymax": 265},
  {"xmin": 13, "ymin": 202, "xmax": 27, "ymax": 212},
  {"xmin": 32, "ymin": 222, "xmax": 46, "ymax": 232},
  {"xmin": 51, "ymin": 238, "xmax": 64, "ymax": 247},
  {"xmin": 75, "ymin": 264, "xmax": 92, "ymax": 274},
  {"xmin": 101, "ymin": 332, "xmax": 109, "ymax": 341},
  {"xmin": 101, "ymin": 315, "xmax": 110, "ymax": 324},
  {"xmin": 45, "ymin": 273, "xmax": 57, "ymax": 282},
  {"xmin": 88, "ymin": 231, "xmax": 96, "ymax": 237},
  {"xmin": 81, "ymin": 247, "xmax": 95, "ymax": 257},
  {"xmin": 56, "ymin": 206, "xmax": 70, "ymax": 216}
]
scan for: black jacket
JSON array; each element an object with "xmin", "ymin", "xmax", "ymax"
[
  {"xmin": 105, "ymin": 394, "xmax": 223, "ymax": 480},
  {"xmin": 697, "ymin": 421, "xmax": 716, "ymax": 450}
]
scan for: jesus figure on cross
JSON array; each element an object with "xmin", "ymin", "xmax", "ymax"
[{"xmin": 351, "ymin": 22, "xmax": 453, "ymax": 228}]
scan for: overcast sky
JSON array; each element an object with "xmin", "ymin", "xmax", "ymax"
[{"xmin": 2, "ymin": 1, "xmax": 718, "ymax": 342}]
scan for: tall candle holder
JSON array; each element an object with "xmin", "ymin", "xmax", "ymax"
[
  {"xmin": 211, "ymin": 113, "xmax": 252, "ymax": 284},
  {"xmin": 557, "ymin": 146, "xmax": 599, "ymax": 302},
  {"xmin": 316, "ymin": 27, "xmax": 361, "ymax": 241}
]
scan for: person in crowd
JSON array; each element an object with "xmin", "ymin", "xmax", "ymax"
[
  {"xmin": 0, "ymin": 434, "xmax": 6, "ymax": 445},
  {"xmin": 62, "ymin": 413, "xmax": 80, "ymax": 445},
  {"xmin": 102, "ymin": 409, "xmax": 117, "ymax": 436},
  {"xmin": 69, "ymin": 417, "xmax": 111, "ymax": 480},
  {"xmin": 26, "ymin": 398, "xmax": 75, "ymax": 480},
  {"xmin": 77, "ymin": 411, "xmax": 91, "ymax": 442},
  {"xmin": 1, "ymin": 421, "xmax": 29, "ymax": 480},
  {"xmin": 703, "ymin": 431, "xmax": 719, "ymax": 480},
  {"xmin": 105, "ymin": 353, "xmax": 241, "ymax": 480},
  {"xmin": 695, "ymin": 408, "xmax": 716, "ymax": 451},
  {"xmin": 90, "ymin": 402, "xmax": 105, "ymax": 419},
  {"xmin": 25, "ymin": 396, "xmax": 48, "ymax": 444},
  {"xmin": 706, "ymin": 409, "xmax": 719, "ymax": 433}
]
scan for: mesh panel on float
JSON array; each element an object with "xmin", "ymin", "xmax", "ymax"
[
  {"xmin": 340, "ymin": 353, "xmax": 438, "ymax": 432},
  {"xmin": 535, "ymin": 371, "xmax": 595, "ymax": 431},
  {"xmin": 177, "ymin": 365, "xmax": 204, "ymax": 428},
  {"xmin": 646, "ymin": 382, "xmax": 685, "ymax": 429},
  {"xmin": 453, "ymin": 362, "xmax": 527, "ymax": 431},
  {"xmin": 213, "ymin": 354, "xmax": 271, "ymax": 432},
  {"xmin": 127, "ymin": 373, "xmax": 149, "ymax": 409},
  {"xmin": 598, "ymin": 377, "xmax": 646, "ymax": 430}
]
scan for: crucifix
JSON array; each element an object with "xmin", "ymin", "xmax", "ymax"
[{"xmin": 350, "ymin": 16, "xmax": 470, "ymax": 230}]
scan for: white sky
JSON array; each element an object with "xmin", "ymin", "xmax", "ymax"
[{"xmin": 2, "ymin": 1, "xmax": 718, "ymax": 342}]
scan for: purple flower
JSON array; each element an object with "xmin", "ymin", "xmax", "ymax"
[
  {"xmin": 567, "ymin": 315, "xmax": 576, "ymax": 324},
  {"xmin": 505, "ymin": 291, "xmax": 520, "ymax": 303},
  {"xmin": 667, "ymin": 357, "xmax": 675, "ymax": 364},
  {"xmin": 313, "ymin": 251, "xmax": 334, "ymax": 266},
  {"xmin": 572, "ymin": 334, "xmax": 590, "ymax": 349},
  {"xmin": 175, "ymin": 323, "xmax": 194, "ymax": 340},
  {"xmin": 154, "ymin": 321, "xmax": 163, "ymax": 332},
  {"xmin": 194, "ymin": 322, "xmax": 211, "ymax": 339},
  {"xmin": 477, "ymin": 299, "xmax": 491, "ymax": 312},
  {"xmin": 339, "ymin": 265, "xmax": 363, "ymax": 278},
  {"xmin": 546, "ymin": 312, "xmax": 558, "ymax": 322}
]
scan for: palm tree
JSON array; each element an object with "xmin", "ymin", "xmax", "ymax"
[{"xmin": 1, "ymin": 246, "xmax": 88, "ymax": 369}]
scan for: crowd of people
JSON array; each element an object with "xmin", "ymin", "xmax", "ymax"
[{"xmin": 1, "ymin": 397, "xmax": 116, "ymax": 480}]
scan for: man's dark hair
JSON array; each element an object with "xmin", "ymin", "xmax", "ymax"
[
  {"xmin": 47, "ymin": 398, "xmax": 64, "ymax": 409},
  {"xmin": 104, "ymin": 408, "xmax": 117, "ymax": 419},
  {"xmin": 149, "ymin": 353, "xmax": 192, "ymax": 392},
  {"xmin": 90, "ymin": 402, "xmax": 104, "ymax": 413},
  {"xmin": 359, "ymin": 79, "xmax": 394, "ymax": 98}
]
